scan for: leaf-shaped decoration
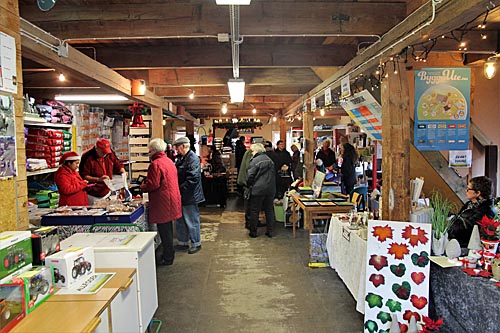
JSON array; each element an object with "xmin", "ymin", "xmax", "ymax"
[
  {"xmin": 372, "ymin": 225, "xmax": 393, "ymax": 242},
  {"xmin": 390, "ymin": 263, "xmax": 406, "ymax": 277},
  {"xmin": 411, "ymin": 251, "xmax": 430, "ymax": 267},
  {"xmin": 401, "ymin": 225, "xmax": 429, "ymax": 247},
  {"xmin": 365, "ymin": 292, "xmax": 384, "ymax": 308},
  {"xmin": 369, "ymin": 255, "xmax": 388, "ymax": 271},
  {"xmin": 388, "ymin": 243, "xmax": 410, "ymax": 260},
  {"xmin": 385, "ymin": 299, "xmax": 402, "ymax": 312},
  {"xmin": 392, "ymin": 281, "xmax": 411, "ymax": 300}
]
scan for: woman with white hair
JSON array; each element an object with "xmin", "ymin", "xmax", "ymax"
[
  {"xmin": 246, "ymin": 143, "xmax": 276, "ymax": 238},
  {"xmin": 141, "ymin": 138, "xmax": 182, "ymax": 265}
]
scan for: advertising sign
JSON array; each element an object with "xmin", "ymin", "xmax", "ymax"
[{"xmin": 414, "ymin": 68, "xmax": 470, "ymax": 151}]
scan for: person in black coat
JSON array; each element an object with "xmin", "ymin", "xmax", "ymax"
[
  {"xmin": 235, "ymin": 136, "xmax": 247, "ymax": 170},
  {"xmin": 449, "ymin": 176, "xmax": 495, "ymax": 248},
  {"xmin": 315, "ymin": 139, "xmax": 336, "ymax": 170},
  {"xmin": 340, "ymin": 142, "xmax": 358, "ymax": 195},
  {"xmin": 246, "ymin": 143, "xmax": 276, "ymax": 238}
]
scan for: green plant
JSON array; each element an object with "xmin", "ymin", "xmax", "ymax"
[{"xmin": 430, "ymin": 191, "xmax": 456, "ymax": 240}]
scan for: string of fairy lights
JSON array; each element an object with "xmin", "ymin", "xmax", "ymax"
[{"xmin": 287, "ymin": 1, "xmax": 499, "ymax": 122}]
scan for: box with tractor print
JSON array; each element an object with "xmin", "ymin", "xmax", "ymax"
[
  {"xmin": 0, "ymin": 231, "xmax": 33, "ymax": 280},
  {"xmin": 31, "ymin": 227, "xmax": 60, "ymax": 265},
  {"xmin": 44, "ymin": 247, "xmax": 94, "ymax": 288},
  {"xmin": 10, "ymin": 266, "xmax": 54, "ymax": 314},
  {"xmin": 0, "ymin": 281, "xmax": 26, "ymax": 333}
]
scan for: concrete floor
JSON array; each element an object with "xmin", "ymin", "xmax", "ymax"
[{"xmin": 154, "ymin": 195, "xmax": 364, "ymax": 333}]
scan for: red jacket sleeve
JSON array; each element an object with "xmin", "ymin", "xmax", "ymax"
[
  {"xmin": 56, "ymin": 167, "xmax": 87, "ymax": 196},
  {"xmin": 110, "ymin": 151, "xmax": 125, "ymax": 174}
]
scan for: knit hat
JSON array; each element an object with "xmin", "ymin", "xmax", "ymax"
[
  {"xmin": 60, "ymin": 151, "xmax": 80, "ymax": 165},
  {"xmin": 96, "ymin": 138, "xmax": 112, "ymax": 154}
]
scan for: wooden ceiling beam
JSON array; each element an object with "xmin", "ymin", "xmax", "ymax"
[
  {"xmin": 20, "ymin": 2, "xmax": 405, "ymax": 38},
  {"xmin": 168, "ymin": 96, "xmax": 297, "ymax": 104},
  {"xmin": 285, "ymin": 0, "xmax": 493, "ymax": 115},
  {"xmin": 72, "ymin": 44, "xmax": 357, "ymax": 69},
  {"xmin": 154, "ymin": 85, "xmax": 309, "ymax": 97}
]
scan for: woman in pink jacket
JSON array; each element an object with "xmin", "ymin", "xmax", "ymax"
[
  {"xmin": 141, "ymin": 138, "xmax": 182, "ymax": 265},
  {"xmin": 55, "ymin": 151, "xmax": 89, "ymax": 206}
]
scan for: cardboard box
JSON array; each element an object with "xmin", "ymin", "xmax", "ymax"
[
  {"xmin": 0, "ymin": 282, "xmax": 26, "ymax": 333},
  {"xmin": 31, "ymin": 227, "xmax": 60, "ymax": 265},
  {"xmin": 0, "ymin": 231, "xmax": 33, "ymax": 280},
  {"xmin": 45, "ymin": 247, "xmax": 94, "ymax": 288},
  {"xmin": 11, "ymin": 266, "xmax": 54, "ymax": 313}
]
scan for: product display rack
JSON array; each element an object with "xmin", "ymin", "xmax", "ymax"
[{"xmin": 129, "ymin": 115, "xmax": 151, "ymax": 180}]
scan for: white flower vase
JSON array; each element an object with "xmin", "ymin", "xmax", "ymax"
[{"xmin": 432, "ymin": 232, "xmax": 448, "ymax": 256}]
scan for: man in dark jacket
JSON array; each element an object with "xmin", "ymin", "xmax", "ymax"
[
  {"xmin": 246, "ymin": 143, "xmax": 276, "ymax": 238},
  {"xmin": 315, "ymin": 139, "xmax": 336, "ymax": 170},
  {"xmin": 274, "ymin": 140, "xmax": 293, "ymax": 198},
  {"xmin": 235, "ymin": 136, "xmax": 247, "ymax": 170},
  {"xmin": 174, "ymin": 136, "xmax": 205, "ymax": 254}
]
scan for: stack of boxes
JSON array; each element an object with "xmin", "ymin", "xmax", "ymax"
[
  {"xmin": 112, "ymin": 118, "xmax": 130, "ymax": 161},
  {"xmin": 25, "ymin": 128, "xmax": 64, "ymax": 169},
  {"xmin": 68, "ymin": 104, "xmax": 91, "ymax": 155}
]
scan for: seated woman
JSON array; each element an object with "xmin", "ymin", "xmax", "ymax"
[
  {"xmin": 448, "ymin": 176, "xmax": 495, "ymax": 247},
  {"xmin": 208, "ymin": 145, "xmax": 226, "ymax": 174}
]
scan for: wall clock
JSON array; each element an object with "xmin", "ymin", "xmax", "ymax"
[{"xmin": 37, "ymin": 0, "xmax": 57, "ymax": 11}]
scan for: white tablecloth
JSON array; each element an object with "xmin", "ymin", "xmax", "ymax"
[{"xmin": 326, "ymin": 216, "xmax": 367, "ymax": 313}]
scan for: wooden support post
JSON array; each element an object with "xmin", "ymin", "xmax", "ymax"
[
  {"xmin": 151, "ymin": 107, "xmax": 163, "ymax": 139},
  {"xmin": 381, "ymin": 63, "xmax": 411, "ymax": 221},
  {"xmin": 303, "ymin": 105, "xmax": 314, "ymax": 186},
  {"xmin": 485, "ymin": 145, "xmax": 498, "ymax": 196},
  {"xmin": 279, "ymin": 112, "xmax": 287, "ymax": 144},
  {"xmin": 0, "ymin": 0, "xmax": 29, "ymax": 231}
]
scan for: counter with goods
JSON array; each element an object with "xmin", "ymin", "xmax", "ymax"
[{"xmin": 39, "ymin": 200, "xmax": 148, "ymax": 239}]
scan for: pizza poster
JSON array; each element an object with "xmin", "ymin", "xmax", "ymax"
[
  {"xmin": 414, "ymin": 68, "xmax": 470, "ymax": 151},
  {"xmin": 364, "ymin": 220, "xmax": 431, "ymax": 333},
  {"xmin": 340, "ymin": 90, "xmax": 382, "ymax": 141}
]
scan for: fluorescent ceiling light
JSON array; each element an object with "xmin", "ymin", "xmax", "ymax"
[
  {"xmin": 55, "ymin": 94, "xmax": 128, "ymax": 102},
  {"xmin": 227, "ymin": 79, "xmax": 245, "ymax": 103},
  {"xmin": 216, "ymin": 0, "xmax": 251, "ymax": 5}
]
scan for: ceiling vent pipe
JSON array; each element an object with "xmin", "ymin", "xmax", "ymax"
[{"xmin": 229, "ymin": 5, "xmax": 242, "ymax": 79}]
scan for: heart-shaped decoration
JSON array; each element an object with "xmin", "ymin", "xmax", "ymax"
[
  {"xmin": 392, "ymin": 281, "xmax": 411, "ymax": 300},
  {"xmin": 410, "ymin": 294, "xmax": 428, "ymax": 309},
  {"xmin": 390, "ymin": 263, "xmax": 406, "ymax": 277},
  {"xmin": 411, "ymin": 272, "xmax": 425, "ymax": 285},
  {"xmin": 399, "ymin": 323, "xmax": 409, "ymax": 333},
  {"xmin": 369, "ymin": 274, "xmax": 385, "ymax": 287}
]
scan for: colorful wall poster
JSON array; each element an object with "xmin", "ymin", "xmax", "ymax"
[
  {"xmin": 414, "ymin": 68, "xmax": 470, "ymax": 151},
  {"xmin": 364, "ymin": 220, "xmax": 431, "ymax": 333},
  {"xmin": 0, "ymin": 94, "xmax": 17, "ymax": 178},
  {"xmin": 340, "ymin": 89, "xmax": 382, "ymax": 140},
  {"xmin": 0, "ymin": 32, "xmax": 17, "ymax": 94}
]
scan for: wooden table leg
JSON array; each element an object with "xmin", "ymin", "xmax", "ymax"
[{"xmin": 292, "ymin": 202, "xmax": 297, "ymax": 238}]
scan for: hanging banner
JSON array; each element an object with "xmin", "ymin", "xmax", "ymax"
[
  {"xmin": 0, "ymin": 32, "xmax": 18, "ymax": 94},
  {"xmin": 449, "ymin": 150, "xmax": 472, "ymax": 168},
  {"xmin": 311, "ymin": 96, "xmax": 317, "ymax": 112},
  {"xmin": 341, "ymin": 76, "xmax": 351, "ymax": 99},
  {"xmin": 339, "ymin": 89, "xmax": 382, "ymax": 140},
  {"xmin": 364, "ymin": 220, "xmax": 431, "ymax": 332},
  {"xmin": 0, "ymin": 94, "xmax": 17, "ymax": 178},
  {"xmin": 414, "ymin": 68, "xmax": 470, "ymax": 151},
  {"xmin": 325, "ymin": 87, "xmax": 332, "ymax": 106}
]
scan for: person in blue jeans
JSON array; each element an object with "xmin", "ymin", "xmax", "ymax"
[{"xmin": 174, "ymin": 136, "xmax": 205, "ymax": 254}]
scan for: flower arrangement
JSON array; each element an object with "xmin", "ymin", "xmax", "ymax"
[
  {"xmin": 477, "ymin": 215, "xmax": 500, "ymax": 241},
  {"xmin": 418, "ymin": 316, "xmax": 444, "ymax": 333}
]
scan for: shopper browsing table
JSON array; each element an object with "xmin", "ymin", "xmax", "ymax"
[
  {"xmin": 55, "ymin": 151, "xmax": 89, "ymax": 206},
  {"xmin": 141, "ymin": 138, "xmax": 182, "ymax": 265},
  {"xmin": 79, "ymin": 138, "xmax": 125, "ymax": 203},
  {"xmin": 174, "ymin": 136, "xmax": 205, "ymax": 254}
]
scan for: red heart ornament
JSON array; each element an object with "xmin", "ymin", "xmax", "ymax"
[
  {"xmin": 410, "ymin": 294, "xmax": 428, "ymax": 309},
  {"xmin": 399, "ymin": 323, "xmax": 408, "ymax": 333},
  {"xmin": 411, "ymin": 272, "xmax": 425, "ymax": 285}
]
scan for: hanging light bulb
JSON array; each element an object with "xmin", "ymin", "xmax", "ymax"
[
  {"xmin": 484, "ymin": 56, "xmax": 497, "ymax": 79},
  {"xmin": 221, "ymin": 102, "xmax": 228, "ymax": 114},
  {"xmin": 252, "ymin": 108, "xmax": 257, "ymax": 114},
  {"xmin": 320, "ymin": 109, "xmax": 325, "ymax": 117},
  {"xmin": 189, "ymin": 91, "xmax": 195, "ymax": 99},
  {"xmin": 272, "ymin": 116, "xmax": 277, "ymax": 122},
  {"xmin": 58, "ymin": 73, "xmax": 66, "ymax": 82}
]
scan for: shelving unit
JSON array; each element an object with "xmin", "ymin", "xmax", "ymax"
[
  {"xmin": 129, "ymin": 115, "xmax": 151, "ymax": 180},
  {"xmin": 24, "ymin": 119, "xmax": 72, "ymax": 129},
  {"xmin": 26, "ymin": 167, "xmax": 59, "ymax": 177}
]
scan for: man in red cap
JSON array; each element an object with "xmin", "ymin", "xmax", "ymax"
[{"xmin": 79, "ymin": 138, "xmax": 125, "ymax": 202}]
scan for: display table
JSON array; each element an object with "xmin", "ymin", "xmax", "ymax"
[
  {"xmin": 429, "ymin": 263, "xmax": 500, "ymax": 333},
  {"xmin": 289, "ymin": 195, "xmax": 354, "ymax": 238},
  {"xmin": 61, "ymin": 232, "xmax": 157, "ymax": 333},
  {"xmin": 326, "ymin": 215, "xmax": 367, "ymax": 313}
]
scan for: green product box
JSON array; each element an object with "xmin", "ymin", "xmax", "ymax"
[
  {"xmin": 0, "ymin": 231, "xmax": 33, "ymax": 280},
  {"xmin": 11, "ymin": 266, "xmax": 54, "ymax": 313}
]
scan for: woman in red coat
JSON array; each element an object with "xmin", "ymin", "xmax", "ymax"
[
  {"xmin": 55, "ymin": 152, "xmax": 89, "ymax": 206},
  {"xmin": 141, "ymin": 138, "xmax": 182, "ymax": 265}
]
